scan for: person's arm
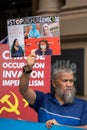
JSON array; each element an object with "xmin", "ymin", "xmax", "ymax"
[
  {"xmin": 19, "ymin": 54, "xmax": 37, "ymax": 105},
  {"xmin": 46, "ymin": 119, "xmax": 87, "ymax": 129},
  {"xmin": 76, "ymin": 125, "xmax": 87, "ymax": 129},
  {"xmin": 46, "ymin": 119, "xmax": 60, "ymax": 128}
]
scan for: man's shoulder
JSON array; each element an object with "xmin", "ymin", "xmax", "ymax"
[
  {"xmin": 35, "ymin": 91, "xmax": 51, "ymax": 97},
  {"xmin": 36, "ymin": 91, "xmax": 50, "ymax": 95},
  {"xmin": 35, "ymin": 91, "xmax": 51, "ymax": 101},
  {"xmin": 75, "ymin": 97, "xmax": 87, "ymax": 105}
]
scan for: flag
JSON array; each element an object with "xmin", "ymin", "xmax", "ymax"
[{"xmin": 0, "ymin": 36, "xmax": 8, "ymax": 44}]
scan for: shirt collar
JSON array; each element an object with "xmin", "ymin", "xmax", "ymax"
[{"xmin": 49, "ymin": 93, "xmax": 75, "ymax": 106}]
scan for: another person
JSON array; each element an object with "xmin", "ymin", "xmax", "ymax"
[
  {"xmin": 24, "ymin": 26, "xmax": 29, "ymax": 39},
  {"xmin": 28, "ymin": 23, "xmax": 41, "ymax": 38},
  {"xmin": 19, "ymin": 54, "xmax": 87, "ymax": 129},
  {"xmin": 35, "ymin": 39, "xmax": 53, "ymax": 55},
  {"xmin": 41, "ymin": 23, "xmax": 53, "ymax": 37},
  {"xmin": 24, "ymin": 31, "xmax": 28, "ymax": 39},
  {"xmin": 11, "ymin": 39, "xmax": 24, "ymax": 57}
]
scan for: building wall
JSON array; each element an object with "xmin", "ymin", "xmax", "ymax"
[
  {"xmin": 32, "ymin": 0, "xmax": 87, "ymax": 97},
  {"xmin": 59, "ymin": 0, "xmax": 87, "ymax": 96}
]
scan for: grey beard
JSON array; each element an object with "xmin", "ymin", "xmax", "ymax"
[{"xmin": 55, "ymin": 86, "xmax": 76, "ymax": 104}]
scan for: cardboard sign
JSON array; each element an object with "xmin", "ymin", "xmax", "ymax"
[{"xmin": 7, "ymin": 16, "xmax": 61, "ymax": 57}]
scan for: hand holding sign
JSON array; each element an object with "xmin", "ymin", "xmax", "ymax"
[{"xmin": 27, "ymin": 53, "xmax": 37, "ymax": 70}]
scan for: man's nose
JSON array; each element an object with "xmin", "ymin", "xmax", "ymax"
[{"xmin": 66, "ymin": 80, "xmax": 72, "ymax": 86}]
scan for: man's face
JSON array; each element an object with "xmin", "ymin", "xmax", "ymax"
[{"xmin": 53, "ymin": 72, "xmax": 76, "ymax": 104}]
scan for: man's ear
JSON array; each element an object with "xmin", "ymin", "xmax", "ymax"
[{"xmin": 52, "ymin": 79, "xmax": 57, "ymax": 89}]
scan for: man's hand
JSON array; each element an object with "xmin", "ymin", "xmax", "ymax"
[
  {"xmin": 46, "ymin": 119, "xmax": 60, "ymax": 128},
  {"xmin": 27, "ymin": 53, "xmax": 36, "ymax": 69}
]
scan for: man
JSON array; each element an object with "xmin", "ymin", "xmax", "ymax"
[{"xmin": 19, "ymin": 54, "xmax": 87, "ymax": 129}]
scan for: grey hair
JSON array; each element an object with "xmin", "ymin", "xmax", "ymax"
[{"xmin": 51, "ymin": 66, "xmax": 74, "ymax": 80}]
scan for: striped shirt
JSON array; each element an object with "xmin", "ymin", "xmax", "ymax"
[{"xmin": 30, "ymin": 91, "xmax": 87, "ymax": 126}]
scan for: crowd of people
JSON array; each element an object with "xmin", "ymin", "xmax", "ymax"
[
  {"xmin": 24, "ymin": 23, "xmax": 53, "ymax": 39},
  {"xmin": 24, "ymin": 23, "xmax": 54, "ymax": 56}
]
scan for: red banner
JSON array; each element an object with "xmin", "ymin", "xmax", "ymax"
[{"xmin": 0, "ymin": 44, "xmax": 51, "ymax": 121}]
